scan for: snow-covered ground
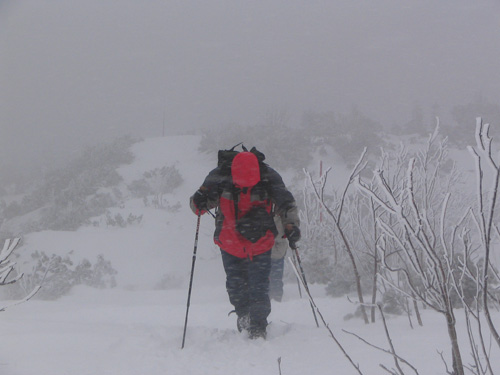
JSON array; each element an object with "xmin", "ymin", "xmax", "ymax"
[
  {"xmin": 1, "ymin": 283, "xmax": 480, "ymax": 375},
  {"xmin": 0, "ymin": 136, "xmax": 499, "ymax": 375}
]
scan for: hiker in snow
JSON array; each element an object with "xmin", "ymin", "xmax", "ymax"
[{"xmin": 189, "ymin": 145, "xmax": 300, "ymax": 339}]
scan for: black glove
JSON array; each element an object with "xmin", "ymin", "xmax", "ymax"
[
  {"xmin": 285, "ymin": 225, "xmax": 301, "ymax": 248},
  {"xmin": 192, "ymin": 189, "xmax": 208, "ymax": 214}
]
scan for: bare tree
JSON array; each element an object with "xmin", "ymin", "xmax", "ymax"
[
  {"xmin": 303, "ymin": 122, "xmax": 500, "ymax": 374},
  {"xmin": 347, "ymin": 189, "xmax": 380, "ymax": 323},
  {"xmin": 306, "ymin": 149, "xmax": 370, "ymax": 324},
  {"xmin": 356, "ymin": 128, "xmax": 467, "ymax": 374},
  {"xmin": 467, "ymin": 118, "xmax": 500, "ymax": 349}
]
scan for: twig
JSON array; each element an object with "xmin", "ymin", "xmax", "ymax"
[
  {"xmin": 437, "ymin": 350, "xmax": 453, "ymax": 375},
  {"xmin": 0, "ymin": 285, "xmax": 41, "ymax": 312},
  {"xmin": 343, "ymin": 329, "xmax": 418, "ymax": 375},
  {"xmin": 343, "ymin": 304, "xmax": 420, "ymax": 375},
  {"xmin": 288, "ymin": 257, "xmax": 364, "ymax": 375},
  {"xmin": 306, "ymin": 156, "xmax": 370, "ymax": 324}
]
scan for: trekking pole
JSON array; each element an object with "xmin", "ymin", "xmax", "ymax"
[
  {"xmin": 181, "ymin": 213, "xmax": 201, "ymax": 349},
  {"xmin": 290, "ymin": 254, "xmax": 303, "ymax": 298},
  {"xmin": 292, "ymin": 246, "xmax": 319, "ymax": 327}
]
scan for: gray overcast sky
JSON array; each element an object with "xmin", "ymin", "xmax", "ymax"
[{"xmin": 1, "ymin": 0, "xmax": 500, "ymax": 175}]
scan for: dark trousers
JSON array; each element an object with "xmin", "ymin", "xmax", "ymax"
[
  {"xmin": 269, "ymin": 257, "xmax": 285, "ymax": 301},
  {"xmin": 220, "ymin": 249, "xmax": 272, "ymax": 329}
]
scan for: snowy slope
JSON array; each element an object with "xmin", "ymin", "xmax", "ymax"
[
  {"xmin": 1, "ymin": 283, "xmax": 466, "ymax": 375},
  {"xmin": 0, "ymin": 135, "xmax": 499, "ymax": 375},
  {"xmin": 15, "ymin": 135, "xmax": 224, "ymax": 289}
]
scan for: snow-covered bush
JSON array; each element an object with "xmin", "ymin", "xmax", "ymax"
[
  {"xmin": 296, "ymin": 188, "xmax": 338, "ymax": 284},
  {"xmin": 154, "ymin": 273, "xmax": 183, "ymax": 290},
  {"xmin": 1, "ymin": 136, "xmax": 138, "ymax": 231},
  {"xmin": 143, "ymin": 165, "xmax": 183, "ymax": 195},
  {"xmin": 307, "ymin": 121, "xmax": 500, "ymax": 374},
  {"xmin": 24, "ymin": 252, "xmax": 74, "ymax": 300},
  {"xmin": 6, "ymin": 251, "xmax": 117, "ymax": 300},
  {"xmin": 304, "ymin": 153, "xmax": 373, "ymax": 324},
  {"xmin": 325, "ymin": 269, "xmax": 357, "ymax": 298},
  {"xmin": 380, "ymin": 289, "xmax": 405, "ymax": 315},
  {"xmin": 104, "ymin": 212, "xmax": 143, "ymax": 228},
  {"xmin": 128, "ymin": 164, "xmax": 183, "ymax": 209},
  {"xmin": 72, "ymin": 255, "xmax": 117, "ymax": 289},
  {"xmin": 355, "ymin": 122, "xmax": 500, "ymax": 374},
  {"xmin": 128, "ymin": 178, "xmax": 152, "ymax": 197}
]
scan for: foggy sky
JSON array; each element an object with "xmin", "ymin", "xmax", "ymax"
[{"xmin": 1, "ymin": 0, "xmax": 500, "ymax": 177}]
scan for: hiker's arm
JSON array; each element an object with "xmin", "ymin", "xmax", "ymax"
[
  {"xmin": 266, "ymin": 168, "xmax": 300, "ymax": 228},
  {"xmin": 190, "ymin": 168, "xmax": 221, "ymax": 214}
]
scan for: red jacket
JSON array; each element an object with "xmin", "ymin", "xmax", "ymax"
[
  {"xmin": 190, "ymin": 153, "xmax": 299, "ymax": 259},
  {"xmin": 215, "ymin": 185, "xmax": 276, "ymax": 259}
]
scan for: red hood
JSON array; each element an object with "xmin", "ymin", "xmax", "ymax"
[{"xmin": 231, "ymin": 152, "xmax": 261, "ymax": 187}]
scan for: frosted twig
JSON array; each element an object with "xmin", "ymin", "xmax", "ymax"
[
  {"xmin": 288, "ymin": 257, "xmax": 364, "ymax": 375},
  {"xmin": 306, "ymin": 153, "xmax": 370, "ymax": 324},
  {"xmin": 0, "ymin": 285, "xmax": 41, "ymax": 312},
  {"xmin": 338, "ymin": 147, "xmax": 368, "ymax": 223},
  {"xmin": 0, "ymin": 238, "xmax": 21, "ymax": 264},
  {"xmin": 342, "ymin": 304, "xmax": 419, "ymax": 375},
  {"xmin": 469, "ymin": 118, "xmax": 500, "ymax": 349}
]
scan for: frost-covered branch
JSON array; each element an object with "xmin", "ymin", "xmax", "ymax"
[
  {"xmin": 343, "ymin": 304, "xmax": 420, "ymax": 375},
  {"xmin": 0, "ymin": 238, "xmax": 21, "ymax": 264},
  {"xmin": 0, "ymin": 238, "xmax": 42, "ymax": 312},
  {"xmin": 0, "ymin": 285, "xmax": 41, "ymax": 312},
  {"xmin": 0, "ymin": 238, "xmax": 22, "ymax": 286},
  {"xmin": 305, "ymin": 149, "xmax": 370, "ymax": 323},
  {"xmin": 288, "ymin": 257, "xmax": 365, "ymax": 375},
  {"xmin": 468, "ymin": 117, "xmax": 500, "ymax": 349},
  {"xmin": 357, "ymin": 127, "xmax": 467, "ymax": 374}
]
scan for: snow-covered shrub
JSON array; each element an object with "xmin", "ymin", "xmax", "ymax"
[
  {"xmin": 302, "ymin": 156, "xmax": 376, "ymax": 324},
  {"xmin": 126, "ymin": 213, "xmax": 143, "ymax": 225},
  {"xmin": 343, "ymin": 305, "xmax": 369, "ymax": 322},
  {"xmin": 128, "ymin": 178, "xmax": 153, "ymax": 197},
  {"xmin": 154, "ymin": 273, "xmax": 183, "ymax": 290},
  {"xmin": 380, "ymin": 289, "xmax": 405, "ymax": 315},
  {"xmin": 165, "ymin": 201, "xmax": 181, "ymax": 212},
  {"xmin": 2, "ymin": 136, "xmax": 138, "ymax": 232},
  {"xmin": 9, "ymin": 251, "xmax": 117, "ymax": 300},
  {"xmin": 72, "ymin": 255, "xmax": 117, "ymax": 289},
  {"xmin": 325, "ymin": 270, "xmax": 356, "ymax": 298},
  {"xmin": 129, "ymin": 165, "xmax": 183, "ymax": 209},
  {"xmin": 295, "ymin": 187, "xmax": 337, "ymax": 284},
  {"xmin": 23, "ymin": 252, "xmax": 74, "ymax": 300},
  {"xmin": 143, "ymin": 165, "xmax": 183, "ymax": 195},
  {"xmin": 345, "ymin": 120, "xmax": 500, "ymax": 375},
  {"xmin": 356, "ymin": 126, "xmax": 482, "ymax": 373},
  {"xmin": 296, "ymin": 235, "xmax": 338, "ymax": 284},
  {"xmin": 105, "ymin": 212, "xmax": 143, "ymax": 228}
]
